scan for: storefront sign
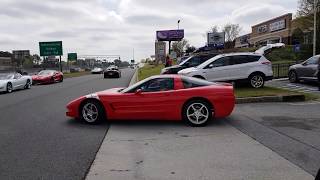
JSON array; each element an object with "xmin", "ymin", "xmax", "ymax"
[{"xmin": 270, "ymin": 19, "xmax": 286, "ymax": 32}]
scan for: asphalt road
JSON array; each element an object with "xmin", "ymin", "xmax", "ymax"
[
  {"xmin": 228, "ymin": 102, "xmax": 320, "ymax": 176},
  {"xmin": 0, "ymin": 68, "xmax": 135, "ymax": 180}
]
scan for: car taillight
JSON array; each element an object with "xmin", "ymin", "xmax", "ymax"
[{"xmin": 261, "ymin": 61, "xmax": 271, "ymax": 65}]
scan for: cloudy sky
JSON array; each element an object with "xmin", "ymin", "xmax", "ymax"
[{"xmin": 0, "ymin": 0, "xmax": 298, "ymax": 61}]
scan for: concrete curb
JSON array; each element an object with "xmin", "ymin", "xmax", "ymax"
[
  {"xmin": 236, "ymin": 94, "xmax": 305, "ymax": 104},
  {"xmin": 129, "ymin": 68, "xmax": 139, "ymax": 86}
]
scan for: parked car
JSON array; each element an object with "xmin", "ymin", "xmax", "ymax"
[
  {"xmin": 66, "ymin": 75, "xmax": 235, "ymax": 126},
  {"xmin": 91, "ymin": 67, "xmax": 103, "ymax": 74},
  {"xmin": 178, "ymin": 53, "xmax": 273, "ymax": 88},
  {"xmin": 288, "ymin": 55, "xmax": 320, "ymax": 83},
  {"xmin": 161, "ymin": 53, "xmax": 218, "ymax": 75},
  {"xmin": 0, "ymin": 73, "xmax": 32, "ymax": 93},
  {"xmin": 104, "ymin": 66, "xmax": 121, "ymax": 78},
  {"xmin": 32, "ymin": 70, "xmax": 63, "ymax": 85},
  {"xmin": 70, "ymin": 67, "xmax": 82, "ymax": 73}
]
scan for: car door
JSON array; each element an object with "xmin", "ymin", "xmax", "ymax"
[
  {"xmin": 110, "ymin": 78, "xmax": 176, "ymax": 120},
  {"xmin": 300, "ymin": 56, "xmax": 319, "ymax": 79},
  {"xmin": 203, "ymin": 56, "xmax": 233, "ymax": 82},
  {"xmin": 13, "ymin": 73, "xmax": 24, "ymax": 89}
]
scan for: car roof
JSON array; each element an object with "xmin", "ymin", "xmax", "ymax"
[{"xmin": 220, "ymin": 52, "xmax": 261, "ymax": 56}]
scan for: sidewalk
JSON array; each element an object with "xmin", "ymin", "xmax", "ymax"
[
  {"xmin": 86, "ymin": 121, "xmax": 313, "ymax": 180},
  {"xmin": 266, "ymin": 79, "xmax": 320, "ymax": 95}
]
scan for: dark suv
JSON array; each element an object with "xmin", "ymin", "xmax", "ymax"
[
  {"xmin": 288, "ymin": 55, "xmax": 319, "ymax": 83},
  {"xmin": 160, "ymin": 54, "xmax": 218, "ymax": 74}
]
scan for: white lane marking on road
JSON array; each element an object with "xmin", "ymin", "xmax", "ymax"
[{"xmin": 287, "ymin": 101, "xmax": 320, "ymax": 106}]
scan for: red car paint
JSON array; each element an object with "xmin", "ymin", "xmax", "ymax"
[
  {"xmin": 32, "ymin": 70, "xmax": 63, "ymax": 84},
  {"xmin": 66, "ymin": 75, "xmax": 235, "ymax": 121}
]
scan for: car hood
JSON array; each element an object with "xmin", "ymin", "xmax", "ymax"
[
  {"xmin": 96, "ymin": 87, "xmax": 125, "ymax": 95},
  {"xmin": 289, "ymin": 64, "xmax": 303, "ymax": 69},
  {"xmin": 166, "ymin": 65, "xmax": 181, "ymax": 70},
  {"xmin": 33, "ymin": 75, "xmax": 50, "ymax": 78},
  {"xmin": 0, "ymin": 79, "xmax": 10, "ymax": 84},
  {"xmin": 178, "ymin": 67, "xmax": 198, "ymax": 74}
]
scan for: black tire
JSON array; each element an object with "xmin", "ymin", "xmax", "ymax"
[
  {"xmin": 249, "ymin": 73, "xmax": 265, "ymax": 88},
  {"xmin": 24, "ymin": 79, "xmax": 31, "ymax": 89},
  {"xmin": 60, "ymin": 76, "xmax": 63, "ymax": 82},
  {"xmin": 288, "ymin": 71, "xmax": 299, "ymax": 83},
  {"xmin": 6, "ymin": 83, "xmax": 13, "ymax": 93},
  {"xmin": 192, "ymin": 75, "xmax": 205, "ymax": 80},
  {"xmin": 182, "ymin": 100, "xmax": 212, "ymax": 127},
  {"xmin": 80, "ymin": 100, "xmax": 106, "ymax": 124},
  {"xmin": 51, "ymin": 77, "xmax": 55, "ymax": 83}
]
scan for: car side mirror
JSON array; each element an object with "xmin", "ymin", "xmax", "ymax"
[{"xmin": 135, "ymin": 89, "xmax": 142, "ymax": 94}]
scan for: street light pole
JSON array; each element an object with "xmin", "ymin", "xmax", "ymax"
[
  {"xmin": 178, "ymin": 20, "xmax": 180, "ymax": 30},
  {"xmin": 314, "ymin": 0, "xmax": 318, "ymax": 55}
]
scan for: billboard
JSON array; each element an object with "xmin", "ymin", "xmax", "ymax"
[
  {"xmin": 156, "ymin": 30, "xmax": 184, "ymax": 41},
  {"xmin": 207, "ymin": 32, "xmax": 225, "ymax": 46},
  {"xmin": 68, "ymin": 53, "xmax": 77, "ymax": 61},
  {"xmin": 39, "ymin": 41, "xmax": 63, "ymax": 56},
  {"xmin": 155, "ymin": 41, "xmax": 166, "ymax": 63}
]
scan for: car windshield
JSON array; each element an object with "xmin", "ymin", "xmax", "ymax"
[
  {"xmin": 0, "ymin": 74, "xmax": 13, "ymax": 80},
  {"xmin": 38, "ymin": 70, "xmax": 53, "ymax": 75},
  {"xmin": 179, "ymin": 56, "xmax": 193, "ymax": 66}
]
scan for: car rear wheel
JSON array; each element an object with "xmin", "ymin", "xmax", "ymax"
[
  {"xmin": 6, "ymin": 83, "xmax": 13, "ymax": 93},
  {"xmin": 183, "ymin": 100, "xmax": 212, "ymax": 127},
  {"xmin": 289, "ymin": 71, "xmax": 299, "ymax": 83},
  {"xmin": 80, "ymin": 100, "xmax": 105, "ymax": 124},
  {"xmin": 24, "ymin": 79, "xmax": 31, "ymax": 89},
  {"xmin": 249, "ymin": 74, "xmax": 264, "ymax": 88}
]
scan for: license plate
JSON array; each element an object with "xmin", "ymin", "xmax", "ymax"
[{"xmin": 108, "ymin": 72, "xmax": 113, "ymax": 75}]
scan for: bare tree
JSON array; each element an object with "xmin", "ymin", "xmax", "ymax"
[
  {"xmin": 171, "ymin": 39, "xmax": 189, "ymax": 57},
  {"xmin": 209, "ymin": 25, "xmax": 219, "ymax": 33},
  {"xmin": 297, "ymin": 0, "xmax": 319, "ymax": 16},
  {"xmin": 223, "ymin": 23, "xmax": 241, "ymax": 42}
]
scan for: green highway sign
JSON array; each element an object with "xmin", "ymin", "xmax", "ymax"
[
  {"xmin": 68, "ymin": 53, "xmax": 77, "ymax": 61},
  {"xmin": 39, "ymin": 41, "xmax": 63, "ymax": 56}
]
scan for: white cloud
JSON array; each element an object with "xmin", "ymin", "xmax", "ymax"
[{"xmin": 0, "ymin": 0, "xmax": 298, "ymax": 61}]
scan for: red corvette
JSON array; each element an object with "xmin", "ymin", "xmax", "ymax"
[
  {"xmin": 66, "ymin": 75, "xmax": 235, "ymax": 126},
  {"xmin": 32, "ymin": 70, "xmax": 63, "ymax": 85}
]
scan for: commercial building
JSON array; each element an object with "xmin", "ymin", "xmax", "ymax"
[
  {"xmin": 235, "ymin": 34, "xmax": 251, "ymax": 48},
  {"xmin": 249, "ymin": 13, "xmax": 293, "ymax": 46},
  {"xmin": 0, "ymin": 57, "xmax": 13, "ymax": 70}
]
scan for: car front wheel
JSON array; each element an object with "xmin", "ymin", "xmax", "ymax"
[
  {"xmin": 183, "ymin": 100, "xmax": 212, "ymax": 127},
  {"xmin": 289, "ymin": 71, "xmax": 299, "ymax": 83},
  {"xmin": 24, "ymin": 79, "xmax": 31, "ymax": 89},
  {"xmin": 6, "ymin": 83, "xmax": 13, "ymax": 93},
  {"xmin": 80, "ymin": 100, "xmax": 105, "ymax": 124}
]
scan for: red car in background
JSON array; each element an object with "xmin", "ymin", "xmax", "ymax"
[
  {"xmin": 66, "ymin": 75, "xmax": 235, "ymax": 127},
  {"xmin": 32, "ymin": 70, "xmax": 63, "ymax": 85}
]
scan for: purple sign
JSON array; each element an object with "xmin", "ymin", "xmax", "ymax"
[{"xmin": 156, "ymin": 30, "xmax": 184, "ymax": 41}]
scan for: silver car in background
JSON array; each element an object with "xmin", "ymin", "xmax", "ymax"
[
  {"xmin": 288, "ymin": 55, "xmax": 320, "ymax": 83},
  {"xmin": 0, "ymin": 73, "xmax": 32, "ymax": 93}
]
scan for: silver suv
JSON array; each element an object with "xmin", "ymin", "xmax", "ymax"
[{"xmin": 288, "ymin": 55, "xmax": 319, "ymax": 83}]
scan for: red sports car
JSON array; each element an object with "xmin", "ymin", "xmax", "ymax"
[
  {"xmin": 32, "ymin": 70, "xmax": 63, "ymax": 85},
  {"xmin": 66, "ymin": 75, "xmax": 235, "ymax": 126}
]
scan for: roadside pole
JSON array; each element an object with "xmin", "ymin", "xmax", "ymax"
[
  {"xmin": 59, "ymin": 56, "xmax": 62, "ymax": 72},
  {"xmin": 314, "ymin": 0, "xmax": 318, "ymax": 56}
]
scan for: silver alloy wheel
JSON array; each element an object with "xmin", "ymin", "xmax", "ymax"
[
  {"xmin": 186, "ymin": 103, "xmax": 210, "ymax": 125},
  {"xmin": 7, "ymin": 83, "xmax": 13, "ymax": 93},
  {"xmin": 25, "ymin": 80, "xmax": 31, "ymax": 89},
  {"xmin": 251, "ymin": 75, "xmax": 264, "ymax": 88},
  {"xmin": 82, "ymin": 103, "xmax": 99, "ymax": 123}
]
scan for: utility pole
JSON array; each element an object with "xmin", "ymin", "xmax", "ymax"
[{"xmin": 314, "ymin": 0, "xmax": 318, "ymax": 55}]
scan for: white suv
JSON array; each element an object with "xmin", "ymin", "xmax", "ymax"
[{"xmin": 178, "ymin": 52, "xmax": 273, "ymax": 88}]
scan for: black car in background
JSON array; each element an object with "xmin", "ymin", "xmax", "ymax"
[
  {"xmin": 160, "ymin": 53, "xmax": 218, "ymax": 74},
  {"xmin": 104, "ymin": 66, "xmax": 121, "ymax": 78}
]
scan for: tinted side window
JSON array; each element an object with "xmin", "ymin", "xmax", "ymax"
[
  {"xmin": 206, "ymin": 56, "xmax": 232, "ymax": 68},
  {"xmin": 137, "ymin": 78, "xmax": 174, "ymax": 92},
  {"xmin": 189, "ymin": 57, "xmax": 200, "ymax": 66},
  {"xmin": 247, "ymin": 55, "xmax": 261, "ymax": 63},
  {"xmin": 306, "ymin": 56, "xmax": 319, "ymax": 65},
  {"xmin": 232, "ymin": 55, "xmax": 261, "ymax": 65}
]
